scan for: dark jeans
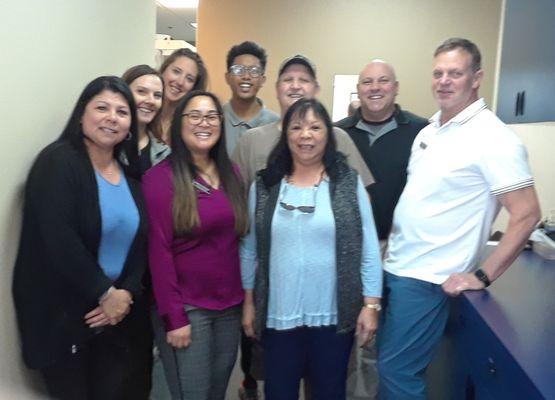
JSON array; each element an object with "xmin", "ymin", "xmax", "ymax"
[
  {"xmin": 41, "ymin": 299, "xmax": 152, "ymax": 400},
  {"xmin": 41, "ymin": 332, "xmax": 131, "ymax": 400},
  {"xmin": 262, "ymin": 326, "xmax": 353, "ymax": 400},
  {"xmin": 124, "ymin": 299, "xmax": 153, "ymax": 399}
]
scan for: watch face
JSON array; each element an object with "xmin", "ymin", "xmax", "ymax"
[{"xmin": 364, "ymin": 303, "xmax": 382, "ymax": 311}]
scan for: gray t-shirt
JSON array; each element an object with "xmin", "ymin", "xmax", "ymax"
[
  {"xmin": 355, "ymin": 117, "xmax": 398, "ymax": 146},
  {"xmin": 223, "ymin": 99, "xmax": 280, "ymax": 155}
]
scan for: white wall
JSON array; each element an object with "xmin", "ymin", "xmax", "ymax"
[
  {"xmin": 493, "ymin": 122, "xmax": 555, "ymax": 231},
  {"xmin": 0, "ymin": 1, "xmax": 155, "ymax": 397}
]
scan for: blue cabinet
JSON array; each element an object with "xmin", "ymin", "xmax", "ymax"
[
  {"xmin": 496, "ymin": 0, "xmax": 555, "ymax": 123},
  {"xmin": 455, "ymin": 249, "xmax": 555, "ymax": 399}
]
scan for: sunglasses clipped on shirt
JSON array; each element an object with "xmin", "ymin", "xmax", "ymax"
[{"xmin": 278, "ymin": 182, "xmax": 319, "ymax": 214}]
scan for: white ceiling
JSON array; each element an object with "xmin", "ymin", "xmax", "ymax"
[{"xmin": 156, "ymin": 3, "xmax": 197, "ymax": 44}]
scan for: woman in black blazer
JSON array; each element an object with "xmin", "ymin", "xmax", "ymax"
[{"xmin": 12, "ymin": 76, "xmax": 149, "ymax": 400}]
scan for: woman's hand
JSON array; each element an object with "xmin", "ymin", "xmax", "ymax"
[
  {"xmin": 84, "ymin": 306, "xmax": 110, "ymax": 328},
  {"xmin": 99, "ymin": 288, "xmax": 133, "ymax": 325},
  {"xmin": 355, "ymin": 304, "xmax": 379, "ymax": 347},
  {"xmin": 242, "ymin": 290, "xmax": 256, "ymax": 338},
  {"xmin": 167, "ymin": 325, "xmax": 191, "ymax": 348}
]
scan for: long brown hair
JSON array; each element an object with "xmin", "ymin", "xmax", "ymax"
[
  {"xmin": 122, "ymin": 64, "xmax": 164, "ymax": 140},
  {"xmin": 169, "ymin": 91, "xmax": 247, "ymax": 236},
  {"xmin": 160, "ymin": 48, "xmax": 208, "ymax": 92}
]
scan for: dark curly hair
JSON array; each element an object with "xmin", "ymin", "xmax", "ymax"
[{"xmin": 226, "ymin": 41, "xmax": 268, "ymax": 71}]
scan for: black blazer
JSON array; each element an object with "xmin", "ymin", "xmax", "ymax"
[{"xmin": 12, "ymin": 140, "xmax": 148, "ymax": 369}]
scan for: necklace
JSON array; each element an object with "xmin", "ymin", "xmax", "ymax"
[
  {"xmin": 281, "ymin": 169, "xmax": 325, "ymax": 214},
  {"xmin": 94, "ymin": 159, "xmax": 119, "ymax": 182},
  {"xmin": 286, "ymin": 168, "xmax": 325, "ymax": 187},
  {"xmin": 279, "ymin": 182, "xmax": 319, "ymax": 214},
  {"xmin": 197, "ymin": 162, "xmax": 219, "ymax": 189},
  {"xmin": 103, "ymin": 160, "xmax": 118, "ymax": 174}
]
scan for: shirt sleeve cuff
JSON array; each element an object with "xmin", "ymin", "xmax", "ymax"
[
  {"xmin": 161, "ymin": 308, "xmax": 190, "ymax": 332},
  {"xmin": 363, "ymin": 290, "xmax": 382, "ymax": 298}
]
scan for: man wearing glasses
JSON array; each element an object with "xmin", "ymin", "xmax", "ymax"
[
  {"xmin": 224, "ymin": 41, "xmax": 279, "ymax": 400},
  {"xmin": 223, "ymin": 41, "xmax": 280, "ymax": 156}
]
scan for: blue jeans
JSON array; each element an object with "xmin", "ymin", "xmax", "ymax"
[
  {"xmin": 262, "ymin": 325, "xmax": 353, "ymax": 400},
  {"xmin": 154, "ymin": 305, "xmax": 241, "ymax": 400},
  {"xmin": 377, "ymin": 272, "xmax": 449, "ymax": 400}
]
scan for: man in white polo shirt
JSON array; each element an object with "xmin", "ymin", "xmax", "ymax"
[{"xmin": 376, "ymin": 38, "xmax": 541, "ymax": 399}]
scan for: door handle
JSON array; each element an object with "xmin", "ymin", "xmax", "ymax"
[
  {"xmin": 515, "ymin": 91, "xmax": 526, "ymax": 116},
  {"xmin": 520, "ymin": 90, "xmax": 526, "ymax": 116},
  {"xmin": 515, "ymin": 91, "xmax": 522, "ymax": 116}
]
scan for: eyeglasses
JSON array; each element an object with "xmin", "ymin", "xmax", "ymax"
[
  {"xmin": 229, "ymin": 64, "xmax": 264, "ymax": 78},
  {"xmin": 279, "ymin": 182, "xmax": 318, "ymax": 214},
  {"xmin": 182, "ymin": 112, "xmax": 222, "ymax": 126}
]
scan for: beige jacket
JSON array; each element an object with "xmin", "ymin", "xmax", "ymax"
[{"xmin": 231, "ymin": 121, "xmax": 374, "ymax": 187}]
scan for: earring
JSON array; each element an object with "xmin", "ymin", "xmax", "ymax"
[{"xmin": 126, "ymin": 132, "xmax": 132, "ymax": 141}]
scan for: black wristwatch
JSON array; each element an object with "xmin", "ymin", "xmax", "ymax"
[{"xmin": 474, "ymin": 268, "xmax": 491, "ymax": 287}]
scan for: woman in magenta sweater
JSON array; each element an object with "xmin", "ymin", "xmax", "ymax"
[{"xmin": 142, "ymin": 90, "xmax": 247, "ymax": 400}]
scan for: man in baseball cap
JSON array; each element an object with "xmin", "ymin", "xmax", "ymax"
[{"xmin": 232, "ymin": 54, "xmax": 372, "ymax": 188}]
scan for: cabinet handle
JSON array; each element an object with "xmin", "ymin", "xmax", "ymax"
[
  {"xmin": 487, "ymin": 357, "xmax": 497, "ymax": 375},
  {"xmin": 515, "ymin": 92, "xmax": 522, "ymax": 116},
  {"xmin": 520, "ymin": 90, "xmax": 526, "ymax": 116}
]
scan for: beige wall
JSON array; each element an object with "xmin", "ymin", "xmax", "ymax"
[
  {"xmin": 0, "ymin": 1, "xmax": 155, "ymax": 397},
  {"xmin": 197, "ymin": 0, "xmax": 502, "ymax": 119},
  {"xmin": 493, "ymin": 122, "xmax": 555, "ymax": 231},
  {"xmin": 198, "ymin": 0, "xmax": 555, "ymax": 235}
]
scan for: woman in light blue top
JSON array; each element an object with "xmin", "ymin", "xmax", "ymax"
[
  {"xmin": 13, "ymin": 76, "xmax": 149, "ymax": 399},
  {"xmin": 241, "ymin": 98, "xmax": 382, "ymax": 400}
]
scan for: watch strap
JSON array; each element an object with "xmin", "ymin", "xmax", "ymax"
[
  {"xmin": 363, "ymin": 303, "xmax": 382, "ymax": 312},
  {"xmin": 474, "ymin": 268, "xmax": 491, "ymax": 287}
]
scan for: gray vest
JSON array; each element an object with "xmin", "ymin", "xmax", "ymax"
[{"xmin": 253, "ymin": 159, "xmax": 363, "ymax": 337}]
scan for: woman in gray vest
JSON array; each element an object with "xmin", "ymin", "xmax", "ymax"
[{"xmin": 241, "ymin": 98, "xmax": 383, "ymax": 400}]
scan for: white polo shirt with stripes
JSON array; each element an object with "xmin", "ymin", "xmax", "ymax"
[{"xmin": 384, "ymin": 98, "xmax": 534, "ymax": 284}]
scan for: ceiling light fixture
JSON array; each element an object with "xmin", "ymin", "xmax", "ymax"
[{"xmin": 156, "ymin": 0, "xmax": 199, "ymax": 8}]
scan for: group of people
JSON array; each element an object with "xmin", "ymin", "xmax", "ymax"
[{"xmin": 12, "ymin": 36, "xmax": 540, "ymax": 400}]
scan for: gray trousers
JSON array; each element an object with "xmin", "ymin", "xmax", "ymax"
[
  {"xmin": 153, "ymin": 305, "xmax": 241, "ymax": 400},
  {"xmin": 346, "ymin": 339, "xmax": 378, "ymax": 400},
  {"xmin": 345, "ymin": 239, "xmax": 387, "ymax": 400}
]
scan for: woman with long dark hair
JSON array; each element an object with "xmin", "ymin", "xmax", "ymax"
[
  {"xmin": 143, "ymin": 90, "xmax": 247, "ymax": 399},
  {"xmin": 241, "ymin": 98, "xmax": 383, "ymax": 400},
  {"xmin": 13, "ymin": 76, "xmax": 148, "ymax": 399}
]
